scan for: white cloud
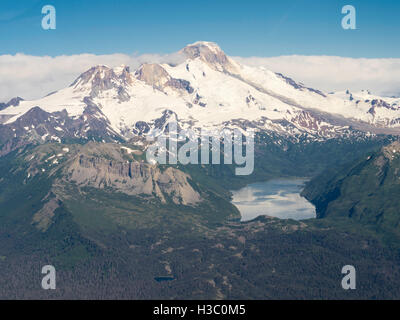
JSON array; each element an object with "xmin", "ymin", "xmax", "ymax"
[
  {"xmin": 0, "ymin": 52, "xmax": 184, "ymax": 102},
  {"xmin": 233, "ymin": 56, "xmax": 400, "ymax": 97},
  {"xmin": 0, "ymin": 52, "xmax": 399, "ymax": 102}
]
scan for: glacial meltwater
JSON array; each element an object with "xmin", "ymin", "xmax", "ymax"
[{"xmin": 231, "ymin": 179, "xmax": 316, "ymax": 222}]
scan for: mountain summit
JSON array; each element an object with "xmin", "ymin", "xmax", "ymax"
[
  {"xmin": 70, "ymin": 64, "xmax": 133, "ymax": 101},
  {"xmin": 0, "ymin": 41, "xmax": 399, "ymax": 156},
  {"xmin": 181, "ymin": 41, "xmax": 240, "ymax": 73}
]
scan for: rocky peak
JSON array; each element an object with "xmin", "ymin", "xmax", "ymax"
[
  {"xmin": 134, "ymin": 63, "xmax": 171, "ymax": 87},
  {"xmin": 134, "ymin": 64, "xmax": 194, "ymax": 95},
  {"xmin": 71, "ymin": 65, "xmax": 115, "ymax": 87},
  {"xmin": 114, "ymin": 65, "xmax": 134, "ymax": 85},
  {"xmin": 182, "ymin": 41, "xmax": 224, "ymax": 58},
  {"xmin": 181, "ymin": 41, "xmax": 239, "ymax": 73},
  {"xmin": 70, "ymin": 65, "xmax": 132, "ymax": 101},
  {"xmin": 0, "ymin": 97, "xmax": 24, "ymax": 111},
  {"xmin": 6, "ymin": 96, "xmax": 24, "ymax": 107}
]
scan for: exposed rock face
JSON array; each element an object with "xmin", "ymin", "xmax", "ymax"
[
  {"xmin": 166, "ymin": 78, "xmax": 194, "ymax": 94},
  {"xmin": 290, "ymin": 111, "xmax": 333, "ymax": 135},
  {"xmin": 181, "ymin": 41, "xmax": 239, "ymax": 74},
  {"xmin": 134, "ymin": 121, "xmax": 150, "ymax": 135},
  {"xmin": 130, "ymin": 110, "xmax": 182, "ymax": 137},
  {"xmin": 70, "ymin": 65, "xmax": 132, "ymax": 102},
  {"xmin": 114, "ymin": 65, "xmax": 134, "ymax": 86},
  {"xmin": 275, "ymin": 73, "xmax": 326, "ymax": 97},
  {"xmin": 80, "ymin": 97, "xmax": 122, "ymax": 139},
  {"xmin": 153, "ymin": 110, "xmax": 179, "ymax": 131},
  {"xmin": 0, "ymin": 97, "xmax": 24, "ymax": 111},
  {"xmin": 368, "ymin": 99, "xmax": 398, "ymax": 118},
  {"xmin": 65, "ymin": 143, "xmax": 201, "ymax": 205},
  {"xmin": 32, "ymin": 197, "xmax": 60, "ymax": 232},
  {"xmin": 0, "ymin": 107, "xmax": 56, "ymax": 156},
  {"xmin": 0, "ymin": 99, "xmax": 123, "ymax": 157},
  {"xmin": 135, "ymin": 64, "xmax": 170, "ymax": 88},
  {"xmin": 135, "ymin": 63, "xmax": 194, "ymax": 94}
]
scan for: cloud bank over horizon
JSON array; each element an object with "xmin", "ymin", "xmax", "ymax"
[
  {"xmin": 0, "ymin": 52, "xmax": 185, "ymax": 102},
  {"xmin": 234, "ymin": 55, "xmax": 400, "ymax": 98},
  {"xmin": 1, "ymin": 52, "xmax": 399, "ymax": 102}
]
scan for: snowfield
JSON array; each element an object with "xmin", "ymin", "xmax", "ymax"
[{"xmin": 1, "ymin": 41, "xmax": 400, "ymax": 140}]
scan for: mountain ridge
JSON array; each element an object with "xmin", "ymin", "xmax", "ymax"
[
  {"xmin": 302, "ymin": 140, "xmax": 400, "ymax": 239},
  {"xmin": 0, "ymin": 41, "xmax": 399, "ymax": 160}
]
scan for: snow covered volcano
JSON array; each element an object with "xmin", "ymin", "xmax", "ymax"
[{"xmin": 1, "ymin": 41, "xmax": 399, "ymax": 155}]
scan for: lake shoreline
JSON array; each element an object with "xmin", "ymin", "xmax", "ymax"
[{"xmin": 231, "ymin": 178, "xmax": 316, "ymax": 222}]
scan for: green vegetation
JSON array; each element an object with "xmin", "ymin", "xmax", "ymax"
[
  {"xmin": 1, "ymin": 137, "xmax": 400, "ymax": 299},
  {"xmin": 303, "ymin": 141, "xmax": 400, "ymax": 247}
]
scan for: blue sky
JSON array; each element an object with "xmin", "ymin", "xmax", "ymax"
[{"xmin": 0, "ymin": 0, "xmax": 399, "ymax": 57}]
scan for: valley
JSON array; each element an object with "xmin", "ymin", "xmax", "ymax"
[{"xmin": 0, "ymin": 136, "xmax": 399, "ymax": 299}]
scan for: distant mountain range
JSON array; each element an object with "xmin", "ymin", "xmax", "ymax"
[{"xmin": 1, "ymin": 41, "xmax": 400, "ymax": 157}]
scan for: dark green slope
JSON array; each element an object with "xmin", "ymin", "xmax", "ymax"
[
  {"xmin": 303, "ymin": 141, "xmax": 400, "ymax": 238},
  {"xmin": 1, "ymin": 138, "xmax": 400, "ymax": 299},
  {"xmin": 182, "ymin": 132, "xmax": 393, "ymax": 191}
]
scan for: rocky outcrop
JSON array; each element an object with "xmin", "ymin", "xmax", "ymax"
[
  {"xmin": 0, "ymin": 97, "xmax": 24, "ymax": 111},
  {"xmin": 65, "ymin": 144, "xmax": 201, "ymax": 205},
  {"xmin": 0, "ymin": 100, "xmax": 123, "ymax": 157},
  {"xmin": 368, "ymin": 99, "xmax": 398, "ymax": 118},
  {"xmin": 181, "ymin": 41, "xmax": 239, "ymax": 74},
  {"xmin": 275, "ymin": 73, "xmax": 326, "ymax": 97},
  {"xmin": 135, "ymin": 64, "xmax": 170, "ymax": 88},
  {"xmin": 70, "ymin": 65, "xmax": 132, "ymax": 102},
  {"xmin": 135, "ymin": 63, "xmax": 194, "ymax": 94},
  {"xmin": 32, "ymin": 197, "xmax": 60, "ymax": 232}
]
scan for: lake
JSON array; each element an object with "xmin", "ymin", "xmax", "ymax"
[{"xmin": 231, "ymin": 178, "xmax": 316, "ymax": 222}]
